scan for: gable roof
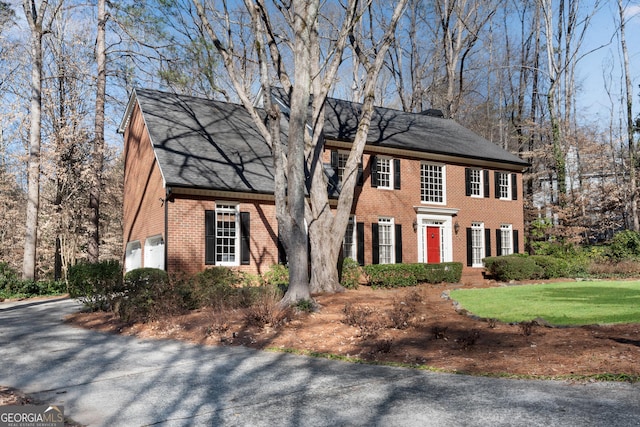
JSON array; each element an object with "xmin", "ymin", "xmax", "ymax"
[
  {"xmin": 123, "ymin": 88, "xmax": 527, "ymax": 194},
  {"xmin": 129, "ymin": 89, "xmax": 276, "ymax": 194}
]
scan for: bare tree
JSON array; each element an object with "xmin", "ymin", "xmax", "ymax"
[
  {"xmin": 434, "ymin": 0, "xmax": 501, "ymax": 119},
  {"xmin": 617, "ymin": 0, "xmax": 638, "ymax": 230},
  {"xmin": 21, "ymin": 0, "xmax": 54, "ymax": 280},
  {"xmin": 88, "ymin": 0, "xmax": 107, "ymax": 262}
]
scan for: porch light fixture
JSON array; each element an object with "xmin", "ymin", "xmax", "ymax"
[
  {"xmin": 454, "ymin": 221, "xmax": 460, "ymax": 234},
  {"xmin": 412, "ymin": 219, "xmax": 418, "ymax": 232}
]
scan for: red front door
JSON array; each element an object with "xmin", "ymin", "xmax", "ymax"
[{"xmin": 426, "ymin": 226, "xmax": 441, "ymax": 264}]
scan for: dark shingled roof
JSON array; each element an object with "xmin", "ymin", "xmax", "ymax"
[
  {"xmin": 131, "ymin": 88, "xmax": 527, "ymax": 193},
  {"xmin": 135, "ymin": 89, "xmax": 275, "ymax": 193},
  {"xmin": 302, "ymin": 92, "xmax": 528, "ymax": 167}
]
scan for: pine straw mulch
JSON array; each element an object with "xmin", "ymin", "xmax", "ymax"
[{"xmin": 61, "ymin": 280, "xmax": 640, "ymax": 381}]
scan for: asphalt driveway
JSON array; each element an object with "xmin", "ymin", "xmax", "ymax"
[{"xmin": 0, "ymin": 297, "xmax": 638, "ymax": 426}]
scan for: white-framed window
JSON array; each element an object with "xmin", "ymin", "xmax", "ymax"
[
  {"xmin": 471, "ymin": 222, "xmax": 485, "ymax": 267},
  {"xmin": 215, "ymin": 203, "xmax": 239, "ymax": 265},
  {"xmin": 336, "ymin": 151, "xmax": 349, "ymax": 184},
  {"xmin": 125, "ymin": 240, "xmax": 142, "ymax": 272},
  {"xmin": 498, "ymin": 172, "xmax": 511, "ymax": 200},
  {"xmin": 378, "ymin": 217, "xmax": 395, "ymax": 264},
  {"xmin": 421, "ymin": 162, "xmax": 445, "ymax": 204},
  {"xmin": 500, "ymin": 224, "xmax": 513, "ymax": 256},
  {"xmin": 376, "ymin": 156, "xmax": 393, "ymax": 189},
  {"xmin": 469, "ymin": 169, "xmax": 482, "ymax": 197},
  {"xmin": 343, "ymin": 215, "xmax": 357, "ymax": 260}
]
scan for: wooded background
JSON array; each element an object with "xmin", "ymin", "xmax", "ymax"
[{"xmin": 1, "ymin": 0, "xmax": 638, "ymax": 281}]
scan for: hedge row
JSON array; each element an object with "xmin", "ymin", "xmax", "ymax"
[
  {"xmin": 483, "ymin": 254, "xmax": 584, "ymax": 281},
  {"xmin": 362, "ymin": 262, "xmax": 463, "ymax": 288}
]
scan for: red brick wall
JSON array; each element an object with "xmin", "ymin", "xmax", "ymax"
[
  {"xmin": 122, "ymin": 102, "xmax": 166, "ymax": 263},
  {"xmin": 167, "ymin": 196, "xmax": 279, "ymax": 276},
  {"xmin": 328, "ymin": 149, "xmax": 524, "ymax": 273}
]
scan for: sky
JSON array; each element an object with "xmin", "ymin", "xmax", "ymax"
[{"xmin": 576, "ymin": 2, "xmax": 640, "ymax": 128}]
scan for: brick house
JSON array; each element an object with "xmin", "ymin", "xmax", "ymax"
[{"xmin": 119, "ymin": 88, "xmax": 529, "ymax": 278}]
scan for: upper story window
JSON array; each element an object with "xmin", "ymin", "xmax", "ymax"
[
  {"xmin": 330, "ymin": 150, "xmax": 362, "ymax": 188},
  {"xmin": 371, "ymin": 155, "xmax": 401, "ymax": 190},
  {"xmin": 465, "ymin": 168, "xmax": 490, "ymax": 198},
  {"xmin": 495, "ymin": 171, "xmax": 518, "ymax": 201},
  {"xmin": 377, "ymin": 156, "xmax": 392, "ymax": 189},
  {"xmin": 421, "ymin": 162, "xmax": 445, "ymax": 204},
  {"xmin": 336, "ymin": 151, "xmax": 349, "ymax": 183}
]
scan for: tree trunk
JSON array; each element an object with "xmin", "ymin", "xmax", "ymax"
[
  {"xmin": 280, "ymin": 0, "xmax": 314, "ymax": 305},
  {"xmin": 88, "ymin": 0, "xmax": 106, "ymax": 262},
  {"xmin": 21, "ymin": 0, "xmax": 46, "ymax": 281},
  {"xmin": 618, "ymin": 0, "xmax": 638, "ymax": 231}
]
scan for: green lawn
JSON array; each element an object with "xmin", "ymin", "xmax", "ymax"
[{"xmin": 449, "ymin": 280, "xmax": 640, "ymax": 326}]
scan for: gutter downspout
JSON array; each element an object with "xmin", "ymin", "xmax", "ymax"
[{"xmin": 164, "ymin": 186, "xmax": 172, "ymax": 272}]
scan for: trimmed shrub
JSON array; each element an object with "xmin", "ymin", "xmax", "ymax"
[
  {"xmin": 68, "ymin": 260, "xmax": 123, "ymax": 311},
  {"xmin": 116, "ymin": 268, "xmax": 174, "ymax": 323},
  {"xmin": 190, "ymin": 267, "xmax": 243, "ymax": 309},
  {"xmin": 363, "ymin": 264, "xmax": 418, "ymax": 288},
  {"xmin": 415, "ymin": 262, "xmax": 463, "ymax": 284},
  {"xmin": 530, "ymin": 255, "xmax": 569, "ymax": 279},
  {"xmin": 483, "ymin": 255, "xmax": 542, "ymax": 281},
  {"xmin": 362, "ymin": 262, "xmax": 462, "ymax": 288},
  {"xmin": 340, "ymin": 258, "xmax": 362, "ymax": 289}
]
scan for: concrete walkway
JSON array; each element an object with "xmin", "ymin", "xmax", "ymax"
[{"xmin": 1, "ymin": 297, "xmax": 639, "ymax": 426}]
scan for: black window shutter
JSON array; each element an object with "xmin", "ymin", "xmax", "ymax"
[
  {"xmin": 357, "ymin": 163, "xmax": 363, "ymax": 186},
  {"xmin": 511, "ymin": 173, "xmax": 518, "ymax": 200},
  {"xmin": 205, "ymin": 210, "xmax": 216, "ymax": 265},
  {"xmin": 465, "ymin": 168, "xmax": 471, "ymax": 196},
  {"xmin": 394, "ymin": 159, "xmax": 401, "ymax": 190},
  {"xmin": 485, "ymin": 228, "xmax": 491, "ymax": 257},
  {"xmin": 513, "ymin": 230, "xmax": 519, "ymax": 254},
  {"xmin": 395, "ymin": 224, "xmax": 402, "ymax": 263},
  {"xmin": 371, "ymin": 155, "xmax": 378, "ymax": 188},
  {"xmin": 372, "ymin": 223, "xmax": 379, "ymax": 264},
  {"xmin": 494, "ymin": 171, "xmax": 500, "ymax": 199},
  {"xmin": 483, "ymin": 170, "xmax": 490, "ymax": 198},
  {"xmin": 330, "ymin": 150, "xmax": 339, "ymax": 170},
  {"xmin": 496, "ymin": 229, "xmax": 502, "ymax": 256},
  {"xmin": 356, "ymin": 222, "xmax": 365, "ymax": 265},
  {"xmin": 240, "ymin": 212, "xmax": 250, "ymax": 265},
  {"xmin": 466, "ymin": 227, "xmax": 473, "ymax": 266}
]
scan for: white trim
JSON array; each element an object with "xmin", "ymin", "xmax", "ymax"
[
  {"xmin": 414, "ymin": 206, "xmax": 459, "ymax": 216},
  {"xmin": 214, "ymin": 202, "xmax": 240, "ymax": 266},
  {"xmin": 420, "ymin": 162, "xmax": 446, "ymax": 205},
  {"xmin": 471, "ymin": 222, "xmax": 485, "ymax": 267},
  {"xmin": 416, "ymin": 214, "xmax": 453, "ymax": 264},
  {"xmin": 378, "ymin": 217, "xmax": 395, "ymax": 264},
  {"xmin": 376, "ymin": 156, "xmax": 394, "ymax": 190}
]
